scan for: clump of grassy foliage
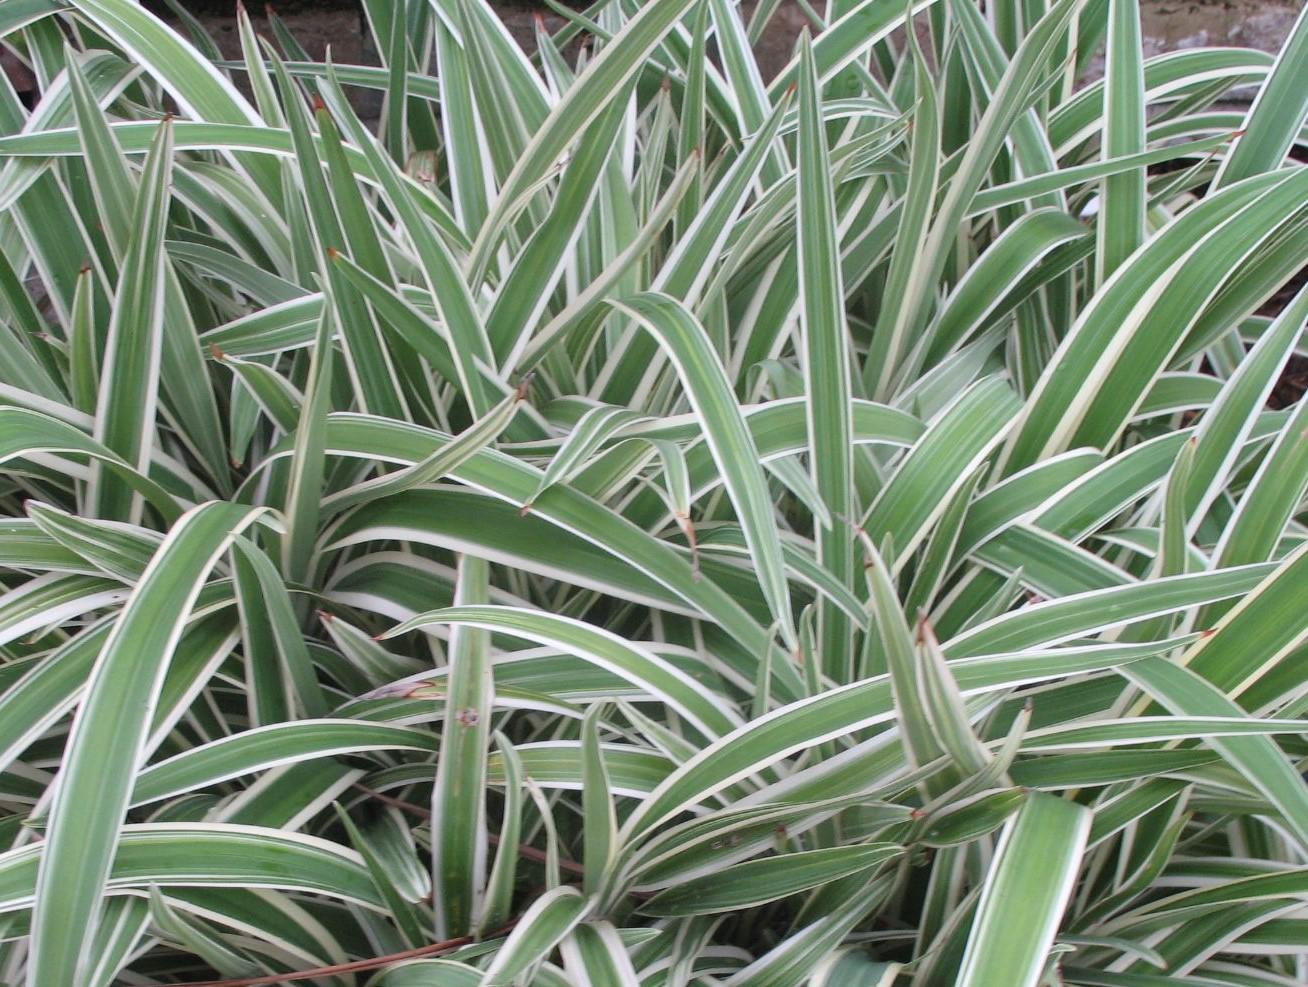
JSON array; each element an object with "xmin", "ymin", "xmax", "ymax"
[{"xmin": 1, "ymin": 0, "xmax": 1308, "ymax": 984}]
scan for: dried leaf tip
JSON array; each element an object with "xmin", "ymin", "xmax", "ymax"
[
  {"xmin": 915, "ymin": 612, "xmax": 939, "ymax": 647},
  {"xmin": 325, "ymin": 246, "xmax": 341, "ymax": 260},
  {"xmin": 514, "ymin": 372, "xmax": 535, "ymax": 401}
]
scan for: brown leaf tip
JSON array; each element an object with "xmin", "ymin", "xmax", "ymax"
[{"xmin": 515, "ymin": 371, "xmax": 535, "ymax": 401}]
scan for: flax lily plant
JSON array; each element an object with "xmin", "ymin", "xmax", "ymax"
[{"xmin": 1, "ymin": 0, "xmax": 1308, "ymax": 983}]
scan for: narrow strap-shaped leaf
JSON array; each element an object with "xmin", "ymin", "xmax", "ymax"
[
  {"xmin": 87, "ymin": 118, "xmax": 172, "ymax": 523},
  {"xmin": 796, "ymin": 32, "xmax": 857, "ymax": 682},
  {"xmin": 954, "ymin": 793, "xmax": 1090, "ymax": 987},
  {"xmin": 432, "ymin": 555, "xmax": 493, "ymax": 939},
  {"xmin": 708, "ymin": 0, "xmax": 782, "ymax": 184},
  {"xmin": 864, "ymin": 26, "xmax": 940, "ymax": 399},
  {"xmin": 214, "ymin": 351, "xmax": 303, "ymax": 434},
  {"xmin": 28, "ymin": 502, "xmax": 266, "ymax": 985},
  {"xmin": 1022, "ymin": 170, "xmax": 1308, "ymax": 471},
  {"xmin": 147, "ymin": 886, "xmax": 261, "ymax": 979},
  {"xmin": 581, "ymin": 704, "xmax": 618, "ymax": 898},
  {"xmin": 610, "ymin": 293, "xmax": 797, "ymax": 649},
  {"xmin": 26, "ymin": 502, "xmax": 158, "ymax": 583},
  {"xmin": 945, "ymin": 565, "xmax": 1274, "ymax": 658},
  {"xmin": 864, "ymin": 540, "xmax": 945, "ymax": 780},
  {"xmin": 527, "ymin": 406, "xmax": 646, "ymax": 507},
  {"xmin": 1214, "ymin": 390, "xmax": 1308, "ymax": 569},
  {"xmin": 966, "ymin": 133, "xmax": 1237, "ymax": 217},
  {"xmin": 6, "ymin": 823, "xmax": 381, "ymax": 914},
  {"xmin": 1213, "ymin": 3, "xmax": 1308, "ymax": 187},
  {"xmin": 269, "ymin": 50, "xmax": 408, "ymax": 421},
  {"xmin": 619, "ymin": 640, "xmax": 1160, "ymax": 841},
  {"xmin": 466, "ymin": 0, "xmax": 698, "ymax": 277},
  {"xmin": 130, "ymin": 720, "xmax": 438, "ymax": 806},
  {"xmin": 0, "ymin": 408, "xmax": 182, "ymax": 523},
  {"xmin": 385, "ymin": 605, "xmax": 741, "ymax": 739},
  {"xmin": 723, "ymin": 872, "xmax": 897, "ymax": 984},
  {"xmin": 766, "ymin": 0, "xmax": 929, "ymax": 96},
  {"xmin": 560, "ymin": 922, "xmax": 641, "ymax": 987},
  {"xmin": 322, "ymin": 382, "xmax": 527, "ymax": 515},
  {"xmin": 1180, "ymin": 541, "xmax": 1308, "ymax": 704},
  {"xmin": 926, "ymin": 216, "xmax": 1088, "ymax": 371},
  {"xmin": 903, "ymin": 468, "xmax": 982, "ymax": 619},
  {"xmin": 294, "ymin": 413, "xmax": 811, "ymax": 698},
  {"xmin": 64, "ymin": 0, "xmax": 261, "ymax": 126},
  {"xmin": 1096, "ymin": 0, "xmax": 1147, "ymax": 282},
  {"xmin": 1124, "ymin": 656, "xmax": 1308, "ymax": 851},
  {"xmin": 433, "ymin": 12, "xmax": 489, "ymax": 231},
  {"xmin": 863, "ymin": 378, "xmax": 1021, "ymax": 569},
  {"xmin": 674, "ymin": 0, "xmax": 708, "ymax": 238},
  {"xmin": 63, "ymin": 0, "xmax": 279, "ymax": 204},
  {"xmin": 83, "ymin": 897, "xmax": 151, "ymax": 987},
  {"xmin": 0, "ymin": 622, "xmax": 108, "ymax": 778},
  {"xmin": 380, "ymin": 0, "xmax": 410, "ymax": 162},
  {"xmin": 485, "ymin": 92, "xmax": 629, "ymax": 365},
  {"xmin": 318, "ymin": 67, "xmax": 497, "ymax": 417},
  {"xmin": 916, "ymin": 618, "xmax": 991, "ymax": 776},
  {"xmin": 872, "ymin": 0, "xmax": 1083, "ymax": 374},
  {"xmin": 479, "ymin": 885, "xmax": 590, "ymax": 987},
  {"xmin": 334, "ymin": 807, "xmax": 429, "ymax": 948},
  {"xmin": 1184, "ymin": 281, "xmax": 1308, "ymax": 534},
  {"xmin": 641, "ymin": 844, "xmax": 901, "ymax": 917},
  {"xmin": 281, "ymin": 300, "xmax": 332, "ymax": 581},
  {"xmin": 231, "ymin": 538, "xmax": 328, "ymax": 718},
  {"xmin": 478, "ymin": 732, "xmax": 524, "ymax": 935},
  {"xmin": 517, "ymin": 154, "xmax": 698, "ymax": 374},
  {"xmin": 655, "ymin": 92, "xmax": 791, "ymax": 306}
]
